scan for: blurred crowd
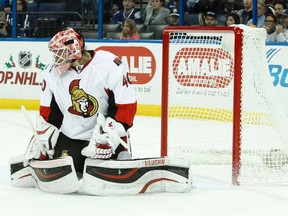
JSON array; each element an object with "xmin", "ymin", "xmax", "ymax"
[{"xmin": 0, "ymin": 0, "xmax": 287, "ymax": 41}]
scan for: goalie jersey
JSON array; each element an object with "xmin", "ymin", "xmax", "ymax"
[{"xmin": 40, "ymin": 50, "xmax": 137, "ymax": 141}]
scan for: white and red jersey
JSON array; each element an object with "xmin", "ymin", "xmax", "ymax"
[{"xmin": 40, "ymin": 50, "xmax": 137, "ymax": 141}]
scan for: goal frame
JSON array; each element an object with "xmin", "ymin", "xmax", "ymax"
[{"xmin": 161, "ymin": 26, "xmax": 244, "ymax": 185}]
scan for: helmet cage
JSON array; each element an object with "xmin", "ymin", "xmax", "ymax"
[{"xmin": 52, "ymin": 47, "xmax": 69, "ymax": 65}]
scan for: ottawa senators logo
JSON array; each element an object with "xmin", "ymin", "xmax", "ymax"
[{"xmin": 68, "ymin": 79, "xmax": 98, "ymax": 118}]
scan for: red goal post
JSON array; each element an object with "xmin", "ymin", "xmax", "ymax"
[{"xmin": 161, "ymin": 25, "xmax": 288, "ymax": 185}]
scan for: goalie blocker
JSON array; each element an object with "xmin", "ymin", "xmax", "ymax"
[{"xmin": 10, "ymin": 156, "xmax": 192, "ymax": 195}]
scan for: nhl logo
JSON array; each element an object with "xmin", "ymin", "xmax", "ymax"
[{"xmin": 19, "ymin": 51, "xmax": 32, "ymax": 68}]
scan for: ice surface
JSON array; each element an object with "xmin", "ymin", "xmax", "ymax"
[{"xmin": 0, "ymin": 110, "xmax": 287, "ymax": 216}]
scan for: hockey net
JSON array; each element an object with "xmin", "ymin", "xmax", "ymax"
[{"xmin": 161, "ymin": 25, "xmax": 288, "ymax": 185}]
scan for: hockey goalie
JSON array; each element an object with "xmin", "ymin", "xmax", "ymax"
[{"xmin": 9, "ymin": 28, "xmax": 191, "ymax": 195}]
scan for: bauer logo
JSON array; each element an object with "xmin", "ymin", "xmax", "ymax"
[
  {"xmin": 172, "ymin": 47, "xmax": 234, "ymax": 88},
  {"xmin": 96, "ymin": 46, "xmax": 156, "ymax": 84},
  {"xmin": 144, "ymin": 158, "xmax": 165, "ymax": 167}
]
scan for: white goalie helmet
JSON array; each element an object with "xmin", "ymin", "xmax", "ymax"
[{"xmin": 48, "ymin": 27, "xmax": 85, "ymax": 75}]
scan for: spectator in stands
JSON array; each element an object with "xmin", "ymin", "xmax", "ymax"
[
  {"xmin": 166, "ymin": 0, "xmax": 190, "ymax": 14},
  {"xmin": 276, "ymin": 9, "xmax": 288, "ymax": 41},
  {"xmin": 110, "ymin": 0, "xmax": 142, "ymax": 25},
  {"xmin": 142, "ymin": 0, "xmax": 170, "ymax": 25},
  {"xmin": 191, "ymin": 0, "xmax": 217, "ymax": 14},
  {"xmin": 265, "ymin": 2, "xmax": 276, "ymax": 15},
  {"xmin": 0, "ymin": 11, "xmax": 11, "ymax": 37},
  {"xmin": 5, "ymin": 0, "xmax": 32, "ymax": 37},
  {"xmin": 246, "ymin": 0, "xmax": 266, "ymax": 27},
  {"xmin": 265, "ymin": 0, "xmax": 277, "ymax": 14},
  {"xmin": 274, "ymin": 1, "xmax": 286, "ymax": 20},
  {"xmin": 120, "ymin": 18, "xmax": 140, "ymax": 39},
  {"xmin": 225, "ymin": 12, "xmax": 241, "ymax": 26},
  {"xmin": 237, "ymin": 0, "xmax": 253, "ymax": 24},
  {"xmin": 169, "ymin": 8, "xmax": 180, "ymax": 26},
  {"xmin": 202, "ymin": 11, "xmax": 217, "ymax": 26},
  {"xmin": 216, "ymin": 0, "xmax": 242, "ymax": 14},
  {"xmin": 264, "ymin": 13, "xmax": 278, "ymax": 41},
  {"xmin": 278, "ymin": 8, "xmax": 287, "ymax": 25}
]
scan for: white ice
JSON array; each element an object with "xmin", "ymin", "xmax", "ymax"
[{"xmin": 0, "ymin": 109, "xmax": 288, "ymax": 216}]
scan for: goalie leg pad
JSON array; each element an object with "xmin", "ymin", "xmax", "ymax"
[
  {"xmin": 10, "ymin": 155, "xmax": 37, "ymax": 188},
  {"xmin": 80, "ymin": 157, "xmax": 192, "ymax": 195},
  {"xmin": 10, "ymin": 156, "xmax": 80, "ymax": 194}
]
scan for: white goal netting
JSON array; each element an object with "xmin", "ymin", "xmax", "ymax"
[{"xmin": 163, "ymin": 25, "xmax": 288, "ymax": 184}]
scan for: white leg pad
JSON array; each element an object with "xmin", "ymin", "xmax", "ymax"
[
  {"xmin": 10, "ymin": 155, "xmax": 37, "ymax": 188},
  {"xmin": 10, "ymin": 155, "xmax": 80, "ymax": 194},
  {"xmin": 81, "ymin": 157, "xmax": 192, "ymax": 195}
]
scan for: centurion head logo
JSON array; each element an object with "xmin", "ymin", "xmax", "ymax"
[
  {"xmin": 68, "ymin": 79, "xmax": 98, "ymax": 118},
  {"xmin": 172, "ymin": 47, "xmax": 234, "ymax": 88}
]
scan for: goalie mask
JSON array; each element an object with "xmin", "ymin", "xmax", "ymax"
[{"xmin": 49, "ymin": 28, "xmax": 85, "ymax": 75}]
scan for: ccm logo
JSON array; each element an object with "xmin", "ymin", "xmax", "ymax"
[
  {"xmin": 172, "ymin": 47, "xmax": 234, "ymax": 88},
  {"xmin": 96, "ymin": 46, "xmax": 156, "ymax": 85}
]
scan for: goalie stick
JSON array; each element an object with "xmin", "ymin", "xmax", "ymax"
[
  {"xmin": 21, "ymin": 105, "xmax": 53, "ymax": 166},
  {"xmin": 21, "ymin": 105, "xmax": 36, "ymax": 134}
]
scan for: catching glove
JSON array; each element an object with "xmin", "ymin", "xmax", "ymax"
[{"xmin": 81, "ymin": 113, "xmax": 127, "ymax": 159}]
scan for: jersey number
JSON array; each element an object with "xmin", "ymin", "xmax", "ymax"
[{"xmin": 122, "ymin": 74, "xmax": 132, "ymax": 87}]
